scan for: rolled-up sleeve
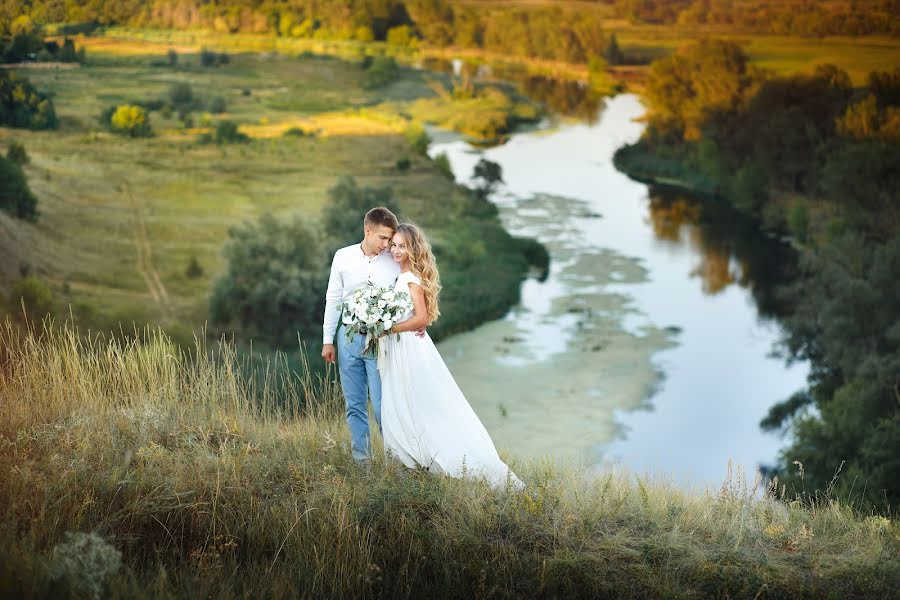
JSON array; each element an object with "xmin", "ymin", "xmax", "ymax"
[{"xmin": 322, "ymin": 252, "xmax": 343, "ymax": 344}]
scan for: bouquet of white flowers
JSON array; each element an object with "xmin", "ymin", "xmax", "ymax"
[{"xmin": 340, "ymin": 281, "xmax": 412, "ymax": 357}]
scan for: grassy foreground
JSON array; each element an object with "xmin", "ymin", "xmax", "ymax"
[{"xmin": 1, "ymin": 320, "xmax": 897, "ymax": 599}]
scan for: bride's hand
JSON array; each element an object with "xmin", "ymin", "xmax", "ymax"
[{"xmin": 414, "ymin": 326, "xmax": 426, "ymax": 338}]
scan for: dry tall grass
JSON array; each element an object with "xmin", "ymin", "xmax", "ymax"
[{"xmin": 1, "ymin": 319, "xmax": 897, "ymax": 598}]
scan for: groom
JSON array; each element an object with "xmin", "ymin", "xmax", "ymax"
[{"xmin": 322, "ymin": 207, "xmax": 401, "ymax": 462}]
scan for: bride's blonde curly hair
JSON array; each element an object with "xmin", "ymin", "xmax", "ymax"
[{"xmin": 396, "ymin": 222, "xmax": 441, "ymax": 325}]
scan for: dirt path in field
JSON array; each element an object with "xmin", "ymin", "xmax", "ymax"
[{"xmin": 124, "ymin": 183, "xmax": 172, "ymax": 320}]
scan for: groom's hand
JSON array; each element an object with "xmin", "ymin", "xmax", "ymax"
[{"xmin": 322, "ymin": 344, "xmax": 336, "ymax": 363}]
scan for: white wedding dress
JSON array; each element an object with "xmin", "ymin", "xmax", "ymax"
[{"xmin": 378, "ymin": 271, "xmax": 524, "ymax": 490}]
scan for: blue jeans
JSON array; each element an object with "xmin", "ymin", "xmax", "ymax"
[{"xmin": 336, "ymin": 324, "xmax": 382, "ymax": 461}]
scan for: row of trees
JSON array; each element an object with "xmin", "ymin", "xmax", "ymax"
[
  {"xmin": 7, "ymin": 1, "xmax": 895, "ymax": 67},
  {"xmin": 617, "ymin": 0, "xmax": 900, "ymax": 35},
  {"xmin": 615, "ymin": 39, "xmax": 899, "ymax": 508}
]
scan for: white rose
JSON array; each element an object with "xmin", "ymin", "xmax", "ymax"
[{"xmin": 383, "ymin": 318, "xmax": 393, "ymax": 330}]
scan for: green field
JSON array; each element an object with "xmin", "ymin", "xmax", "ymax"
[
  {"xmin": 0, "ymin": 36, "xmax": 543, "ymax": 348},
  {"xmin": 612, "ymin": 26, "xmax": 900, "ymax": 84}
]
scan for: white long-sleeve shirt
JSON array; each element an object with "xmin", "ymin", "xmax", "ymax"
[{"xmin": 322, "ymin": 243, "xmax": 401, "ymax": 344}]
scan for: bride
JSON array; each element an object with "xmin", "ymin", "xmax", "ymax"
[{"xmin": 377, "ymin": 222, "xmax": 523, "ymax": 490}]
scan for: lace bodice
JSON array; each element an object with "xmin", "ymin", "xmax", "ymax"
[{"xmin": 393, "ymin": 271, "xmax": 421, "ymax": 325}]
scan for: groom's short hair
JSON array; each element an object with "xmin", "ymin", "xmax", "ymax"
[{"xmin": 364, "ymin": 207, "xmax": 399, "ymax": 230}]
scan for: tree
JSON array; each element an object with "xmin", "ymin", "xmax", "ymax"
[
  {"xmin": 770, "ymin": 234, "xmax": 900, "ymax": 507},
  {"xmin": 322, "ymin": 175, "xmax": 401, "ymax": 252},
  {"xmin": 604, "ymin": 33, "xmax": 625, "ymax": 65},
  {"xmin": 0, "ymin": 155, "xmax": 38, "ymax": 220},
  {"xmin": 214, "ymin": 120, "xmax": 249, "ymax": 144},
  {"xmin": 645, "ymin": 39, "xmax": 760, "ymax": 141},
  {"xmin": 472, "ymin": 158, "xmax": 503, "ymax": 197},
  {"xmin": 210, "ymin": 214, "xmax": 327, "ymax": 347}
]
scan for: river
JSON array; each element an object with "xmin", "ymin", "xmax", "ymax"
[{"xmin": 428, "ymin": 93, "xmax": 810, "ymax": 488}]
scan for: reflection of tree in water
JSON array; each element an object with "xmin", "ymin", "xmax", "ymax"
[
  {"xmin": 646, "ymin": 187, "xmax": 798, "ymax": 319},
  {"xmin": 520, "ymin": 76, "xmax": 601, "ymax": 122},
  {"xmin": 418, "ymin": 58, "xmax": 602, "ymax": 122}
]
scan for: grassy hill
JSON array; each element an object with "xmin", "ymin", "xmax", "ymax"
[
  {"xmin": 0, "ymin": 35, "xmax": 542, "ymax": 349},
  {"xmin": 1, "ymin": 321, "xmax": 897, "ymax": 598}
]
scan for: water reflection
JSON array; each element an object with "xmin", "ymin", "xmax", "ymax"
[
  {"xmin": 645, "ymin": 187, "xmax": 797, "ymax": 320},
  {"xmin": 418, "ymin": 56, "xmax": 603, "ymax": 121}
]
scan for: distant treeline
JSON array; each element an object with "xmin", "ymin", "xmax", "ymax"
[
  {"xmin": 3, "ymin": 1, "xmax": 895, "ymax": 67},
  {"xmin": 615, "ymin": 0, "xmax": 900, "ymax": 35},
  {"xmin": 614, "ymin": 40, "xmax": 899, "ymax": 509}
]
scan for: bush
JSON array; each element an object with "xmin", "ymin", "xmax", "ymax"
[
  {"xmin": 208, "ymin": 96, "xmax": 227, "ymax": 114},
  {"xmin": 209, "ymin": 213, "xmax": 327, "ymax": 346},
  {"xmin": 200, "ymin": 47, "xmax": 230, "ymax": 67},
  {"xmin": 185, "ymin": 256, "xmax": 204, "ymax": 278},
  {"xmin": 283, "ymin": 127, "xmax": 307, "ymax": 137},
  {"xmin": 0, "ymin": 71, "xmax": 58, "ymax": 130},
  {"xmin": 395, "ymin": 157, "xmax": 411, "ymax": 171},
  {"xmin": 110, "ymin": 105, "xmax": 152, "ymax": 137},
  {"xmin": 364, "ymin": 55, "xmax": 399, "ymax": 89},
  {"xmin": 0, "ymin": 155, "xmax": 38, "ymax": 220},
  {"xmin": 167, "ymin": 48, "xmax": 178, "ymax": 66},
  {"xmin": 58, "ymin": 38, "xmax": 80, "ymax": 63},
  {"xmin": 404, "ymin": 125, "xmax": 430, "ymax": 156},
  {"xmin": 433, "ymin": 152, "xmax": 454, "ymax": 180},
  {"xmin": 6, "ymin": 142, "xmax": 29, "ymax": 166},
  {"xmin": 169, "ymin": 82, "xmax": 193, "ymax": 107},
  {"xmin": 215, "ymin": 120, "xmax": 249, "ymax": 144},
  {"xmin": 7, "ymin": 275, "xmax": 53, "ymax": 322}
]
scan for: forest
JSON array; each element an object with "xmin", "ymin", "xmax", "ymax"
[{"xmin": 614, "ymin": 39, "xmax": 899, "ymax": 508}]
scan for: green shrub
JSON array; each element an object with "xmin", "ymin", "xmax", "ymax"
[
  {"xmin": 168, "ymin": 82, "xmax": 193, "ymax": 107},
  {"xmin": 433, "ymin": 152, "xmax": 454, "ymax": 180},
  {"xmin": 208, "ymin": 96, "xmax": 227, "ymax": 114},
  {"xmin": 0, "ymin": 71, "xmax": 58, "ymax": 130},
  {"xmin": 185, "ymin": 256, "xmax": 204, "ymax": 279},
  {"xmin": 167, "ymin": 48, "xmax": 178, "ymax": 66},
  {"xmin": 215, "ymin": 120, "xmax": 249, "ymax": 144},
  {"xmin": 6, "ymin": 142, "xmax": 29, "ymax": 166},
  {"xmin": 58, "ymin": 38, "xmax": 81, "ymax": 63},
  {"xmin": 364, "ymin": 55, "xmax": 399, "ymax": 89},
  {"xmin": 200, "ymin": 47, "xmax": 230, "ymax": 67},
  {"xmin": 404, "ymin": 124, "xmax": 430, "ymax": 156},
  {"xmin": 7, "ymin": 275, "xmax": 53, "ymax": 321},
  {"xmin": 209, "ymin": 214, "xmax": 326, "ymax": 346},
  {"xmin": 395, "ymin": 157, "xmax": 411, "ymax": 171},
  {"xmin": 0, "ymin": 155, "xmax": 38, "ymax": 220}
]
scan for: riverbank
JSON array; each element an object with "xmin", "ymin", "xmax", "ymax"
[{"xmin": 2, "ymin": 322, "xmax": 897, "ymax": 599}]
